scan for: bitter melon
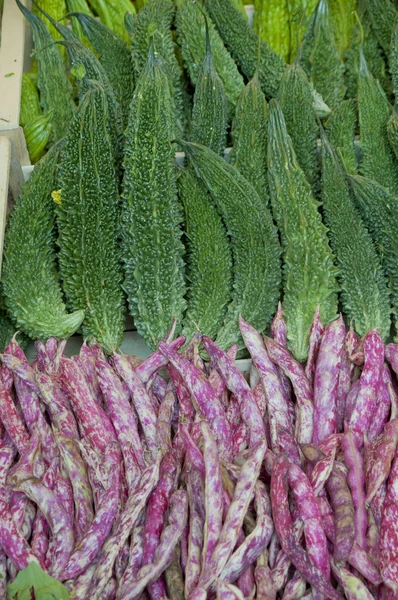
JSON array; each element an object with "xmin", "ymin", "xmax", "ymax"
[
  {"xmin": 390, "ymin": 19, "xmax": 398, "ymax": 98},
  {"xmin": 253, "ymin": 0, "xmax": 291, "ymax": 63},
  {"xmin": 32, "ymin": 0, "xmax": 67, "ymax": 60},
  {"xmin": 325, "ymin": 99, "xmax": 358, "ymax": 175},
  {"xmin": 204, "ymin": 0, "xmax": 287, "ymax": 98},
  {"xmin": 20, "ymin": 73, "xmax": 40, "ymax": 128},
  {"xmin": 182, "ymin": 140, "xmax": 282, "ymax": 351},
  {"xmin": 66, "ymin": 0, "xmax": 94, "ymax": 47},
  {"xmin": 267, "ymin": 100, "xmax": 338, "ymax": 361},
  {"xmin": 190, "ymin": 23, "xmax": 227, "ymax": 155},
  {"xmin": 87, "ymin": 0, "xmax": 135, "ymax": 42},
  {"xmin": 16, "ymin": 0, "xmax": 74, "ymax": 143},
  {"xmin": 24, "ymin": 111, "xmax": 53, "ymax": 164},
  {"xmin": 328, "ymin": 0, "xmax": 356, "ymax": 56},
  {"xmin": 288, "ymin": 0, "xmax": 319, "ymax": 63},
  {"xmin": 358, "ymin": 52, "xmax": 398, "ymax": 194},
  {"xmin": 348, "ymin": 173, "xmax": 398, "ymax": 323},
  {"xmin": 230, "ymin": 72, "xmax": 269, "ymax": 203},
  {"xmin": 57, "ymin": 81, "xmax": 125, "ymax": 354},
  {"xmin": 276, "ymin": 63, "xmax": 319, "ymax": 193},
  {"xmin": 388, "ymin": 111, "xmax": 398, "ymax": 162},
  {"xmin": 321, "ymin": 131, "xmax": 391, "ymax": 339},
  {"xmin": 2, "ymin": 144, "xmax": 84, "ymax": 340},
  {"xmin": 121, "ymin": 48, "xmax": 186, "ymax": 349},
  {"xmin": 71, "ymin": 12, "xmax": 134, "ymax": 128},
  {"xmin": 175, "ymin": 0, "xmax": 244, "ymax": 112},
  {"xmin": 179, "ymin": 167, "xmax": 233, "ymax": 342},
  {"xmin": 365, "ymin": 0, "xmax": 397, "ymax": 53}
]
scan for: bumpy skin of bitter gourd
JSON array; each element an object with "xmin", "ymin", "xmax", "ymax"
[
  {"xmin": 358, "ymin": 52, "xmax": 398, "ymax": 194},
  {"xmin": 230, "ymin": 72, "xmax": 269, "ymax": 204},
  {"xmin": 16, "ymin": 0, "xmax": 74, "ymax": 144},
  {"xmin": 121, "ymin": 49, "xmax": 186, "ymax": 350},
  {"xmin": 321, "ymin": 132, "xmax": 391, "ymax": 340},
  {"xmin": 88, "ymin": 0, "xmax": 135, "ymax": 43},
  {"xmin": 179, "ymin": 167, "xmax": 233, "ymax": 342},
  {"xmin": 24, "ymin": 111, "xmax": 53, "ymax": 164},
  {"xmin": 391, "ymin": 20, "xmax": 398, "ymax": 98},
  {"xmin": 276, "ymin": 63, "xmax": 319, "ymax": 194},
  {"xmin": 57, "ymin": 81, "xmax": 125, "ymax": 354},
  {"xmin": 66, "ymin": 0, "xmax": 93, "ymax": 45},
  {"xmin": 32, "ymin": 0, "xmax": 67, "ymax": 60},
  {"xmin": 325, "ymin": 99, "xmax": 358, "ymax": 175},
  {"xmin": 20, "ymin": 74, "xmax": 41, "ymax": 128},
  {"xmin": 204, "ymin": 0, "xmax": 287, "ymax": 99},
  {"xmin": 387, "ymin": 111, "xmax": 398, "ymax": 162},
  {"xmin": 253, "ymin": 0, "xmax": 291, "ymax": 63},
  {"xmin": 2, "ymin": 144, "xmax": 84, "ymax": 340},
  {"xmin": 182, "ymin": 140, "xmax": 282, "ymax": 351},
  {"xmin": 267, "ymin": 100, "xmax": 338, "ymax": 361},
  {"xmin": 130, "ymin": 0, "xmax": 184, "ymax": 136},
  {"xmin": 348, "ymin": 173, "xmax": 398, "ymax": 324},
  {"xmin": 175, "ymin": 0, "xmax": 244, "ymax": 113},
  {"xmin": 328, "ymin": 0, "xmax": 356, "ymax": 56},
  {"xmin": 365, "ymin": 0, "xmax": 397, "ymax": 53},
  {"xmin": 190, "ymin": 26, "xmax": 228, "ymax": 156},
  {"xmin": 72, "ymin": 13, "xmax": 134, "ymax": 129}
]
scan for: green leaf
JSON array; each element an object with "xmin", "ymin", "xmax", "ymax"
[{"xmin": 7, "ymin": 562, "xmax": 70, "ymax": 600}]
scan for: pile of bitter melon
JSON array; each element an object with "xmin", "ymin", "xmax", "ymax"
[{"xmin": 3, "ymin": 0, "xmax": 398, "ymax": 362}]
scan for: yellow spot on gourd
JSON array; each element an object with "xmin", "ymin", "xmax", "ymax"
[{"xmin": 52, "ymin": 189, "xmax": 62, "ymax": 205}]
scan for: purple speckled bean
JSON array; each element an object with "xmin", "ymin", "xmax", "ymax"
[
  {"xmin": 0, "ymin": 489, "xmax": 40, "ymax": 570},
  {"xmin": 250, "ymin": 363, "xmax": 260, "ymax": 391},
  {"xmin": 336, "ymin": 340, "xmax": 352, "ymax": 433},
  {"xmin": 344, "ymin": 380, "xmax": 360, "ymax": 426},
  {"xmin": 135, "ymin": 337, "xmax": 185, "ymax": 384},
  {"xmin": 209, "ymin": 344, "xmax": 239, "ymax": 403},
  {"xmin": 366, "ymin": 506, "xmax": 380, "ymax": 571},
  {"xmin": 91, "ymin": 460, "xmax": 161, "ymax": 600},
  {"xmin": 271, "ymin": 305, "xmax": 294, "ymax": 422},
  {"xmin": 112, "ymin": 353, "xmax": 158, "ymax": 462},
  {"xmin": 119, "ymin": 521, "xmax": 145, "ymax": 595},
  {"xmin": 348, "ymin": 543, "xmax": 382, "ymax": 585},
  {"xmin": 348, "ymin": 330, "xmax": 384, "ymax": 448},
  {"xmin": 305, "ymin": 306, "xmax": 325, "ymax": 389},
  {"xmin": 268, "ymin": 532, "xmax": 281, "ymax": 570},
  {"xmin": 0, "ymin": 353, "xmax": 37, "ymax": 392},
  {"xmin": 31, "ymin": 511, "xmax": 49, "ymax": 565},
  {"xmin": 187, "ymin": 587, "xmax": 207, "ymax": 600},
  {"xmin": 368, "ymin": 365, "xmax": 393, "ymax": 442},
  {"xmin": 217, "ymin": 579, "xmax": 245, "ymax": 600},
  {"xmin": 180, "ymin": 523, "xmax": 189, "ymax": 577},
  {"xmin": 158, "ymin": 342, "xmax": 232, "ymax": 461},
  {"xmin": 237, "ymin": 563, "xmax": 255, "ymax": 598},
  {"xmin": 385, "ymin": 343, "xmax": 398, "ymax": 374},
  {"xmin": 79, "ymin": 342, "xmax": 104, "ymax": 406},
  {"xmin": 388, "ymin": 377, "xmax": 398, "ymax": 421},
  {"xmin": 313, "ymin": 315, "xmax": 345, "ymax": 445},
  {"xmin": 282, "ymin": 571, "xmax": 306, "ymax": 600},
  {"xmin": 61, "ymin": 442, "xmax": 121, "ymax": 580},
  {"xmin": 239, "ymin": 317, "xmax": 292, "ymax": 453},
  {"xmin": 371, "ymin": 481, "xmax": 387, "ymax": 528},
  {"xmin": 96, "ymin": 358, "xmax": 145, "ymax": 471},
  {"xmin": 117, "ymin": 489, "xmax": 188, "ymax": 600},
  {"xmin": 0, "ymin": 553, "xmax": 6, "ymax": 598},
  {"xmin": 343, "ymin": 429, "xmax": 367, "ymax": 550},
  {"xmin": 200, "ymin": 441, "xmax": 266, "ymax": 589},
  {"xmin": 276, "ymin": 426, "xmax": 301, "ymax": 466},
  {"xmin": 156, "ymin": 387, "xmax": 175, "ymax": 455},
  {"xmin": 167, "ymin": 363, "xmax": 195, "ymax": 425},
  {"xmin": 220, "ymin": 483, "xmax": 273, "ymax": 585},
  {"xmin": 232, "ymin": 422, "xmax": 248, "ymax": 456},
  {"xmin": 365, "ymin": 420, "xmax": 398, "ymax": 504},
  {"xmin": 326, "ymin": 462, "xmax": 355, "ymax": 562},
  {"xmin": 333, "ymin": 564, "xmax": 374, "ymax": 600},
  {"xmin": 151, "ymin": 374, "xmax": 168, "ymax": 403},
  {"xmin": 0, "ymin": 388, "xmax": 29, "ymax": 455},
  {"xmin": 264, "ymin": 337, "xmax": 313, "ymax": 444},
  {"xmin": 253, "ymin": 381, "xmax": 267, "ymax": 416},
  {"xmin": 226, "ymin": 395, "xmax": 241, "ymax": 431},
  {"xmin": 35, "ymin": 371, "xmax": 79, "ymax": 440},
  {"xmin": 202, "ymin": 336, "xmax": 265, "ymax": 448},
  {"xmin": 181, "ymin": 425, "xmax": 205, "ymax": 479},
  {"xmin": 272, "ymin": 550, "xmax": 292, "ymax": 591},
  {"xmin": 185, "ymin": 470, "xmax": 205, "ymax": 597},
  {"xmin": 309, "ymin": 435, "xmax": 339, "ymax": 496},
  {"xmin": 255, "ymin": 564, "xmax": 277, "ymax": 600}
]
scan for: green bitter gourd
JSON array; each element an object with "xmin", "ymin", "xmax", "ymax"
[
  {"xmin": 253, "ymin": 0, "xmax": 291, "ymax": 63},
  {"xmin": 24, "ymin": 111, "xmax": 53, "ymax": 164},
  {"xmin": 121, "ymin": 48, "xmax": 186, "ymax": 349},
  {"xmin": 387, "ymin": 110, "xmax": 398, "ymax": 162},
  {"xmin": 365, "ymin": 0, "xmax": 397, "ymax": 53},
  {"xmin": 32, "ymin": 0, "xmax": 67, "ymax": 60},
  {"xmin": 267, "ymin": 99, "xmax": 338, "ymax": 361},
  {"xmin": 66, "ymin": 0, "xmax": 95, "ymax": 49},
  {"xmin": 20, "ymin": 73, "xmax": 41, "ymax": 128},
  {"xmin": 321, "ymin": 131, "xmax": 391, "ymax": 339},
  {"xmin": 2, "ymin": 144, "xmax": 84, "ymax": 340},
  {"xmin": 87, "ymin": 0, "xmax": 135, "ymax": 42},
  {"xmin": 57, "ymin": 81, "xmax": 125, "ymax": 354},
  {"xmin": 325, "ymin": 99, "xmax": 358, "ymax": 174}
]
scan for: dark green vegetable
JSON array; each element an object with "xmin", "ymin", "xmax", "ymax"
[
  {"xmin": 321, "ymin": 131, "xmax": 391, "ymax": 340},
  {"xmin": 183, "ymin": 140, "xmax": 282, "ymax": 350},
  {"xmin": 66, "ymin": 0, "xmax": 94, "ymax": 46},
  {"xmin": 24, "ymin": 112, "xmax": 53, "ymax": 164},
  {"xmin": 16, "ymin": 0, "xmax": 74, "ymax": 143},
  {"xmin": 175, "ymin": 0, "xmax": 244, "ymax": 112},
  {"xmin": 391, "ymin": 19, "xmax": 398, "ymax": 97},
  {"xmin": 267, "ymin": 100, "xmax": 338, "ymax": 361},
  {"xmin": 365, "ymin": 0, "xmax": 397, "ymax": 53},
  {"xmin": 190, "ymin": 22, "xmax": 228, "ymax": 155},
  {"xmin": 19, "ymin": 73, "xmax": 40, "ymax": 128},
  {"xmin": 2, "ymin": 144, "xmax": 84, "ymax": 340},
  {"xmin": 230, "ymin": 72, "xmax": 269, "ymax": 202},
  {"xmin": 122, "ymin": 48, "xmax": 186, "ymax": 349},
  {"xmin": 70, "ymin": 12, "xmax": 134, "ymax": 128},
  {"xmin": 325, "ymin": 99, "xmax": 358, "ymax": 175},
  {"xmin": 57, "ymin": 81, "xmax": 125, "ymax": 354},
  {"xmin": 179, "ymin": 167, "xmax": 232, "ymax": 342},
  {"xmin": 358, "ymin": 52, "xmax": 398, "ymax": 193},
  {"xmin": 276, "ymin": 63, "xmax": 319, "ymax": 193},
  {"xmin": 387, "ymin": 110, "xmax": 398, "ymax": 162}
]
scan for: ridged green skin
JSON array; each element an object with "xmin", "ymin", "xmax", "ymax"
[
  {"xmin": 0, "ymin": 313, "xmax": 19, "ymax": 354},
  {"xmin": 130, "ymin": 0, "xmax": 184, "ymax": 134},
  {"xmin": 32, "ymin": 0, "xmax": 67, "ymax": 59},
  {"xmin": 66, "ymin": 0, "xmax": 93, "ymax": 45},
  {"xmin": 267, "ymin": 100, "xmax": 338, "ymax": 361},
  {"xmin": 390, "ymin": 20, "xmax": 398, "ymax": 98},
  {"xmin": 325, "ymin": 99, "xmax": 358, "ymax": 175},
  {"xmin": 190, "ymin": 33, "xmax": 227, "ymax": 155},
  {"xmin": 301, "ymin": 0, "xmax": 346, "ymax": 109},
  {"xmin": 230, "ymin": 73, "xmax": 269, "ymax": 203},
  {"xmin": 328, "ymin": 0, "xmax": 357, "ymax": 56},
  {"xmin": 365, "ymin": 0, "xmax": 397, "ymax": 53},
  {"xmin": 72, "ymin": 13, "xmax": 134, "ymax": 129},
  {"xmin": 57, "ymin": 82, "xmax": 125, "ymax": 354},
  {"xmin": 24, "ymin": 112, "xmax": 52, "ymax": 164},
  {"xmin": 388, "ymin": 112, "xmax": 398, "ymax": 162},
  {"xmin": 183, "ymin": 140, "xmax": 282, "ymax": 350},
  {"xmin": 2, "ymin": 144, "xmax": 84, "ymax": 340},
  {"xmin": 175, "ymin": 0, "xmax": 244, "ymax": 112},
  {"xmin": 16, "ymin": 0, "xmax": 74, "ymax": 143},
  {"xmin": 87, "ymin": 0, "xmax": 135, "ymax": 42},
  {"xmin": 179, "ymin": 168, "xmax": 233, "ymax": 341},
  {"xmin": 358, "ymin": 53, "xmax": 398, "ymax": 194},
  {"xmin": 204, "ymin": 0, "xmax": 287, "ymax": 98},
  {"xmin": 348, "ymin": 173, "xmax": 398, "ymax": 320},
  {"xmin": 321, "ymin": 134, "xmax": 391, "ymax": 339},
  {"xmin": 121, "ymin": 52, "xmax": 186, "ymax": 350},
  {"xmin": 276, "ymin": 63, "xmax": 319, "ymax": 193},
  {"xmin": 253, "ymin": 0, "xmax": 291, "ymax": 62},
  {"xmin": 20, "ymin": 73, "xmax": 40, "ymax": 128},
  {"xmin": 288, "ymin": 0, "xmax": 319, "ymax": 63}
]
